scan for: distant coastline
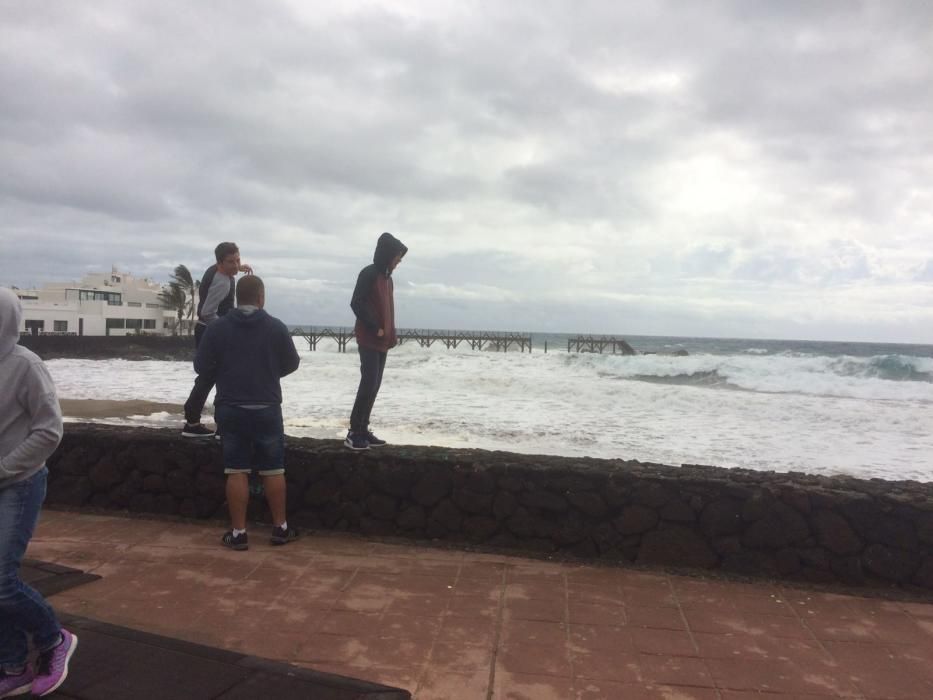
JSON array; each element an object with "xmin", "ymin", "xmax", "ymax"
[{"xmin": 21, "ymin": 328, "xmax": 933, "ymax": 362}]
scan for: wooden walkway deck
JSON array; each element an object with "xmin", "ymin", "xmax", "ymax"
[
  {"xmin": 290, "ymin": 328, "xmax": 637, "ymax": 354},
  {"xmin": 566, "ymin": 334, "xmax": 637, "ymax": 355},
  {"xmin": 290, "ymin": 328, "xmax": 534, "ymax": 353}
]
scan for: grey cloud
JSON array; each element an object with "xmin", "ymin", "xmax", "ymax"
[{"xmin": 1, "ymin": 1, "xmax": 932, "ymax": 341}]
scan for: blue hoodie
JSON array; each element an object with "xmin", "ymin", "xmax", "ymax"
[{"xmin": 194, "ymin": 307, "xmax": 300, "ymax": 406}]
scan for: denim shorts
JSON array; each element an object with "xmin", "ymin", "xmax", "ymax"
[{"xmin": 215, "ymin": 404, "xmax": 285, "ymax": 476}]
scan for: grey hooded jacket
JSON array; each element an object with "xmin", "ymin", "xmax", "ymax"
[{"xmin": 0, "ymin": 287, "xmax": 63, "ymax": 489}]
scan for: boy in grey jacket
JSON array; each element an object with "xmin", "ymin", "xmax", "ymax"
[{"xmin": 0, "ymin": 287, "xmax": 78, "ymax": 697}]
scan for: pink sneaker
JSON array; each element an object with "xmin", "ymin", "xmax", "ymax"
[
  {"xmin": 0, "ymin": 668, "xmax": 34, "ymax": 698},
  {"xmin": 31, "ymin": 629, "xmax": 78, "ymax": 697}
]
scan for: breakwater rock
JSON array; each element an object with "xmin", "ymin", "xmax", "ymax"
[
  {"xmin": 19, "ymin": 334, "xmax": 193, "ymax": 361},
  {"xmin": 47, "ymin": 424, "xmax": 933, "ymax": 592}
]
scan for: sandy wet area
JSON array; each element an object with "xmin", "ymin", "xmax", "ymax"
[{"xmin": 60, "ymin": 398, "xmax": 183, "ymax": 419}]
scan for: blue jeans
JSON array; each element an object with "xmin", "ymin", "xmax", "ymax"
[
  {"xmin": 350, "ymin": 347, "xmax": 387, "ymax": 433},
  {"xmin": 0, "ymin": 467, "xmax": 61, "ymax": 671}
]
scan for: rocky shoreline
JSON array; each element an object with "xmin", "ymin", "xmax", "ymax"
[{"xmin": 19, "ymin": 334, "xmax": 194, "ymax": 361}]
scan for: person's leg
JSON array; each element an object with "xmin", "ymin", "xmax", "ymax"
[
  {"xmin": 349, "ymin": 347, "xmax": 381, "ymax": 434},
  {"xmin": 255, "ymin": 406, "xmax": 296, "ymax": 543},
  {"xmin": 362, "ymin": 351, "xmax": 388, "ymax": 432},
  {"xmin": 225, "ymin": 474, "xmax": 249, "ymax": 530},
  {"xmin": 183, "ymin": 375, "xmax": 215, "ymax": 426},
  {"xmin": 261, "ymin": 475, "xmax": 286, "ymax": 527},
  {"xmin": 218, "ymin": 405, "xmax": 250, "ymax": 549},
  {"xmin": 0, "ymin": 468, "xmax": 63, "ymax": 674},
  {"xmin": 183, "ymin": 324, "xmax": 215, "ymax": 428}
]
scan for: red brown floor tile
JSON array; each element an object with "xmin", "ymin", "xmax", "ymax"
[{"xmin": 27, "ymin": 510, "xmax": 933, "ymax": 700}]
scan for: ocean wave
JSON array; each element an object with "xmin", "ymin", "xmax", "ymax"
[
  {"xmin": 598, "ymin": 353, "xmax": 933, "ymax": 402},
  {"xmin": 835, "ymin": 354, "xmax": 933, "ymax": 382},
  {"xmin": 628, "ymin": 370, "xmax": 741, "ymax": 390}
]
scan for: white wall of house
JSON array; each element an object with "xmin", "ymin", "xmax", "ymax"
[{"xmin": 15, "ymin": 268, "xmax": 177, "ymax": 337}]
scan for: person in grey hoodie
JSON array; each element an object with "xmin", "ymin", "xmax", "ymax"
[{"xmin": 0, "ymin": 288, "xmax": 78, "ymax": 698}]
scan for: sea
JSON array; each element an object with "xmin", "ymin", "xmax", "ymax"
[{"xmin": 45, "ymin": 332, "xmax": 933, "ymax": 483}]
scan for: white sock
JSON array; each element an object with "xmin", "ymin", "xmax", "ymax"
[
  {"xmin": 277, "ymin": 521, "xmax": 288, "ymax": 531},
  {"xmin": 232, "ymin": 528, "xmax": 246, "ymax": 537}
]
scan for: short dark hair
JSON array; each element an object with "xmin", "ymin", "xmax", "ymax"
[
  {"xmin": 236, "ymin": 275, "xmax": 264, "ymax": 305},
  {"xmin": 215, "ymin": 242, "xmax": 239, "ymax": 262}
]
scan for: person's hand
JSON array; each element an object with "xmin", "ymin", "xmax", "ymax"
[
  {"xmin": 377, "ymin": 328, "xmax": 385, "ymax": 337},
  {"xmin": 239, "ymin": 263, "xmax": 254, "ymax": 275}
]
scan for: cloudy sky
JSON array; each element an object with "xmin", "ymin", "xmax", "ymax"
[{"xmin": 2, "ymin": 1, "xmax": 932, "ymax": 343}]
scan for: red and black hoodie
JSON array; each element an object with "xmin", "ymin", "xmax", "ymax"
[{"xmin": 350, "ymin": 232, "xmax": 408, "ymax": 352}]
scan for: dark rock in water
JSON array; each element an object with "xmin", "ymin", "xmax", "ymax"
[{"xmin": 19, "ymin": 335, "xmax": 194, "ymax": 361}]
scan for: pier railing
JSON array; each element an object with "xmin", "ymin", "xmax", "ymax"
[
  {"xmin": 290, "ymin": 327, "xmax": 534, "ymax": 353},
  {"xmin": 566, "ymin": 335, "xmax": 636, "ymax": 355},
  {"xmin": 290, "ymin": 328, "xmax": 637, "ymax": 354}
]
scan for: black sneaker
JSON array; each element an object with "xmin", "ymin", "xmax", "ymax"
[
  {"xmin": 270, "ymin": 525, "xmax": 299, "ymax": 546},
  {"xmin": 182, "ymin": 423, "xmax": 215, "ymax": 438},
  {"xmin": 365, "ymin": 431, "xmax": 387, "ymax": 447},
  {"xmin": 344, "ymin": 431, "xmax": 369, "ymax": 451},
  {"xmin": 222, "ymin": 530, "xmax": 248, "ymax": 550}
]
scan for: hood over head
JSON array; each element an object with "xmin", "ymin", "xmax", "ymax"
[
  {"xmin": 228, "ymin": 307, "xmax": 268, "ymax": 326},
  {"xmin": 0, "ymin": 287, "xmax": 23, "ymax": 359},
  {"xmin": 373, "ymin": 232, "xmax": 408, "ymax": 274}
]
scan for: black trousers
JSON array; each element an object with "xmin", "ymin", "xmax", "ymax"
[
  {"xmin": 350, "ymin": 347, "xmax": 387, "ymax": 433},
  {"xmin": 183, "ymin": 324, "xmax": 214, "ymax": 424}
]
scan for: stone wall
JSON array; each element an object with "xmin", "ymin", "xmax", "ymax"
[
  {"xmin": 47, "ymin": 425, "xmax": 933, "ymax": 591},
  {"xmin": 19, "ymin": 334, "xmax": 193, "ymax": 361}
]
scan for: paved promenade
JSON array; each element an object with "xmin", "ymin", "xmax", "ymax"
[{"xmin": 28, "ymin": 510, "xmax": 933, "ymax": 699}]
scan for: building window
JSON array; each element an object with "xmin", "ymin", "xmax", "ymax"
[
  {"xmin": 143, "ymin": 319, "xmax": 156, "ymax": 329},
  {"xmin": 127, "ymin": 301, "xmax": 142, "ymax": 307},
  {"xmin": 79, "ymin": 290, "xmax": 122, "ymax": 305},
  {"xmin": 125, "ymin": 318, "xmax": 143, "ymax": 330},
  {"xmin": 105, "ymin": 318, "xmax": 125, "ymax": 330},
  {"xmin": 24, "ymin": 320, "xmax": 44, "ymax": 335},
  {"xmin": 146, "ymin": 303, "xmax": 162, "ymax": 309},
  {"xmin": 54, "ymin": 320, "xmax": 68, "ymax": 332}
]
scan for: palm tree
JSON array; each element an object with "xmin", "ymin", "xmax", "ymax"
[
  {"xmin": 158, "ymin": 283, "xmax": 187, "ymax": 336},
  {"xmin": 169, "ymin": 265, "xmax": 199, "ymax": 333}
]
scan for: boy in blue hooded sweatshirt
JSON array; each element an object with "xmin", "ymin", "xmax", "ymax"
[
  {"xmin": 194, "ymin": 276, "xmax": 301, "ymax": 550},
  {"xmin": 0, "ymin": 288, "xmax": 78, "ymax": 698}
]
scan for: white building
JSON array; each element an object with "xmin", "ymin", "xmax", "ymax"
[{"xmin": 13, "ymin": 267, "xmax": 177, "ymax": 336}]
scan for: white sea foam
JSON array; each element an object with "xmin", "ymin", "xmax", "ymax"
[{"xmin": 46, "ymin": 342, "xmax": 933, "ymax": 482}]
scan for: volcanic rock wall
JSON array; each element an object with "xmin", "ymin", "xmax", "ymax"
[{"xmin": 47, "ymin": 425, "xmax": 933, "ymax": 591}]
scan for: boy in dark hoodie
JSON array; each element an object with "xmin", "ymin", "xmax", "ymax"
[
  {"xmin": 194, "ymin": 276, "xmax": 301, "ymax": 550},
  {"xmin": 346, "ymin": 232, "xmax": 408, "ymax": 450}
]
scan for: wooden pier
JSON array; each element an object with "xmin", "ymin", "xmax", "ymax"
[
  {"xmin": 566, "ymin": 335, "xmax": 637, "ymax": 355},
  {"xmin": 290, "ymin": 327, "xmax": 534, "ymax": 353}
]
